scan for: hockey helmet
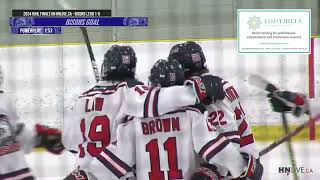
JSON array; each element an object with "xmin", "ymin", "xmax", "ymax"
[
  {"xmin": 168, "ymin": 41, "xmax": 206, "ymax": 77},
  {"xmin": 149, "ymin": 59, "xmax": 185, "ymax": 87},
  {"xmin": 101, "ymin": 45, "xmax": 137, "ymax": 80}
]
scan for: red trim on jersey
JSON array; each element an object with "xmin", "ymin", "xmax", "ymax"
[
  {"xmin": 240, "ymin": 134, "xmax": 254, "ymax": 147},
  {"xmin": 230, "ymin": 138, "xmax": 240, "ymax": 145},
  {"xmin": 0, "ymin": 142, "xmax": 20, "ymax": 156},
  {"xmin": 97, "ymin": 148, "xmax": 132, "ymax": 178},
  {"xmin": 79, "ymin": 82, "xmax": 127, "ymax": 98},
  {"xmin": 104, "ymin": 149, "xmax": 131, "ymax": 172},
  {"xmin": 1, "ymin": 168, "xmax": 34, "ymax": 180},
  {"xmin": 238, "ymin": 120, "xmax": 248, "ymax": 136},
  {"xmin": 97, "ymin": 155, "xmax": 124, "ymax": 178},
  {"xmin": 224, "ymin": 131, "xmax": 240, "ymax": 144},
  {"xmin": 223, "ymin": 131, "xmax": 239, "ymax": 136},
  {"xmin": 199, "ymin": 134, "xmax": 230, "ymax": 161},
  {"xmin": 206, "ymin": 141, "xmax": 230, "ymax": 162},
  {"xmin": 143, "ymin": 87, "xmax": 154, "ymax": 118},
  {"xmin": 152, "ymin": 88, "xmax": 160, "ymax": 117}
]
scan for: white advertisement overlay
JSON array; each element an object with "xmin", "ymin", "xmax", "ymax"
[{"xmin": 237, "ymin": 9, "xmax": 311, "ymax": 54}]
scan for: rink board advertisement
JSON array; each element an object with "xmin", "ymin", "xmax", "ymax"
[{"xmin": 237, "ymin": 9, "xmax": 311, "ymax": 54}]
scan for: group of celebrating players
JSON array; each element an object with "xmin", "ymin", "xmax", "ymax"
[
  {"xmin": 62, "ymin": 41, "xmax": 263, "ymax": 180},
  {"xmin": 1, "ymin": 41, "xmax": 318, "ymax": 180}
]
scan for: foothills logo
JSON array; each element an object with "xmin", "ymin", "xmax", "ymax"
[
  {"xmin": 247, "ymin": 16, "xmax": 262, "ymax": 30},
  {"xmin": 247, "ymin": 15, "xmax": 303, "ymax": 30},
  {"xmin": 278, "ymin": 166, "xmax": 314, "ymax": 176}
]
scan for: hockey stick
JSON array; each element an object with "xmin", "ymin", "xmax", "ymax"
[
  {"xmin": 259, "ymin": 115, "xmax": 320, "ymax": 157},
  {"xmin": 281, "ymin": 112, "xmax": 299, "ymax": 180},
  {"xmin": 57, "ymin": 0, "xmax": 100, "ymax": 82},
  {"xmin": 248, "ymin": 74, "xmax": 299, "ymax": 180},
  {"xmin": 79, "ymin": 27, "xmax": 100, "ymax": 82}
]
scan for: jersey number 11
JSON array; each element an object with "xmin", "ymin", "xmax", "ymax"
[{"xmin": 146, "ymin": 137, "xmax": 183, "ymax": 180}]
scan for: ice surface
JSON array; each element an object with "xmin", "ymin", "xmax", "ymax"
[{"xmin": 25, "ymin": 142, "xmax": 320, "ymax": 180}]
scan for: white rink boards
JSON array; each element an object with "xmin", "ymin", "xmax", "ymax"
[{"xmin": 0, "ymin": 39, "xmax": 318, "ymax": 127}]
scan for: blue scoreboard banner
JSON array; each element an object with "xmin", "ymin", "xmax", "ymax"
[
  {"xmin": 10, "ymin": 17, "xmax": 148, "ymax": 27},
  {"xmin": 11, "ymin": 27, "xmax": 62, "ymax": 34}
]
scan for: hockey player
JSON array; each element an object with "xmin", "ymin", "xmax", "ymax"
[
  {"xmin": 64, "ymin": 59, "xmax": 260, "ymax": 180},
  {"xmin": 62, "ymin": 45, "xmax": 142, "ymax": 169},
  {"xmin": 167, "ymin": 41, "xmax": 262, "ymax": 178},
  {"xmin": 267, "ymin": 90, "xmax": 320, "ymax": 120},
  {"xmin": 0, "ymin": 65, "xmax": 64, "ymax": 179}
]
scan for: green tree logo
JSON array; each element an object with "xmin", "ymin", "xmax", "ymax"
[{"xmin": 247, "ymin": 16, "xmax": 262, "ymax": 30}]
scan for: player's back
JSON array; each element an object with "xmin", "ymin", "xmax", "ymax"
[
  {"xmin": 129, "ymin": 107, "xmax": 203, "ymax": 180},
  {"xmin": 63, "ymin": 81, "xmax": 128, "ymax": 159}
]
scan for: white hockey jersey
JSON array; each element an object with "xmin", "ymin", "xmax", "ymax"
[
  {"xmin": 124, "ymin": 85, "xmax": 197, "ymax": 118},
  {"xmin": 0, "ymin": 91, "xmax": 36, "ymax": 180},
  {"xmin": 123, "ymin": 78, "xmax": 258, "ymax": 177},
  {"xmin": 124, "ymin": 80, "xmax": 258, "ymax": 158},
  {"xmin": 85, "ymin": 107, "xmax": 247, "ymax": 180},
  {"xmin": 205, "ymin": 78, "xmax": 258, "ymax": 158},
  {"xmin": 63, "ymin": 80, "xmax": 140, "ymax": 168}
]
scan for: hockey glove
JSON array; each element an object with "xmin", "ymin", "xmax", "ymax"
[
  {"xmin": 35, "ymin": 124, "xmax": 64, "ymax": 154},
  {"xmin": 240, "ymin": 153, "xmax": 263, "ymax": 180},
  {"xmin": 64, "ymin": 169, "xmax": 97, "ymax": 180},
  {"xmin": 267, "ymin": 90, "xmax": 309, "ymax": 117},
  {"xmin": 190, "ymin": 163, "xmax": 221, "ymax": 180},
  {"xmin": 185, "ymin": 75, "xmax": 225, "ymax": 105}
]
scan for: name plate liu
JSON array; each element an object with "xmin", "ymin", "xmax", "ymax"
[{"xmin": 237, "ymin": 9, "xmax": 311, "ymax": 54}]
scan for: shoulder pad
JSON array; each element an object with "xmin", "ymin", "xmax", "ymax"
[{"xmin": 125, "ymin": 78, "xmax": 144, "ymax": 88}]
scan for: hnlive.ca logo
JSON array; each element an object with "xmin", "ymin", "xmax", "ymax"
[{"xmin": 279, "ymin": 166, "xmax": 314, "ymax": 175}]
